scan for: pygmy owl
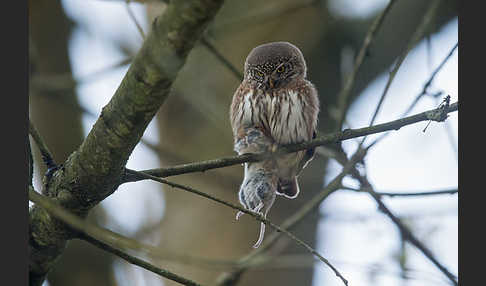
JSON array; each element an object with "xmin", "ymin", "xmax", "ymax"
[{"xmin": 230, "ymin": 42, "xmax": 320, "ymax": 248}]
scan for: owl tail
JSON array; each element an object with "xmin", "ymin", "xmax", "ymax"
[{"xmin": 277, "ymin": 177, "xmax": 300, "ymax": 199}]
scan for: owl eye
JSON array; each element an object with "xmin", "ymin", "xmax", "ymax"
[{"xmin": 276, "ymin": 66, "xmax": 285, "ymax": 73}]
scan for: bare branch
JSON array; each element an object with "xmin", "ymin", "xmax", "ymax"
[
  {"xmin": 30, "ymin": 57, "xmax": 132, "ymax": 92},
  {"xmin": 28, "ymin": 119, "xmax": 56, "ymax": 171},
  {"xmin": 335, "ymin": 152, "xmax": 458, "ymax": 285},
  {"xmin": 421, "ymin": 43, "xmax": 458, "ymax": 98},
  {"xmin": 360, "ymin": 0, "xmax": 442, "ymax": 146},
  {"xmin": 126, "ymin": 0, "xmax": 146, "ymax": 39},
  {"xmin": 28, "ymin": 187, "xmax": 204, "ymax": 286},
  {"xmin": 123, "ymin": 102, "xmax": 458, "ymax": 183},
  {"xmin": 369, "ymin": 42, "xmax": 458, "ymax": 148},
  {"xmin": 341, "ymin": 186, "xmax": 458, "ymax": 197},
  {"xmin": 336, "ymin": 0, "xmax": 398, "ymax": 128},
  {"xmin": 364, "ymin": 186, "xmax": 458, "ymax": 285},
  {"xmin": 201, "ymin": 37, "xmax": 243, "ymax": 79},
  {"xmin": 28, "ymin": 136, "xmax": 34, "ymax": 187}
]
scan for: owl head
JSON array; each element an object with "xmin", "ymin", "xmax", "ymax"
[{"xmin": 244, "ymin": 41, "xmax": 307, "ymax": 90}]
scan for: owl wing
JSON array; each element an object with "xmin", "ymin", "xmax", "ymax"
[
  {"xmin": 294, "ymin": 80, "xmax": 319, "ymax": 174},
  {"xmin": 275, "ymin": 80, "xmax": 319, "ymax": 198}
]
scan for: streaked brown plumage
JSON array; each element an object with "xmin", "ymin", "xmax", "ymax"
[{"xmin": 230, "ymin": 42, "xmax": 320, "ymax": 248}]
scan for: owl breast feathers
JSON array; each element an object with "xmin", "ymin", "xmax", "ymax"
[{"xmin": 230, "ymin": 78, "xmax": 319, "ymax": 198}]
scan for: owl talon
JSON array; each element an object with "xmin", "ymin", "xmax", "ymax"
[
  {"xmin": 236, "ymin": 211, "xmax": 244, "ymax": 220},
  {"xmin": 253, "ymin": 222, "xmax": 266, "ymax": 248}
]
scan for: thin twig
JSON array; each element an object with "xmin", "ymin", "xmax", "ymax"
[
  {"xmin": 364, "ymin": 186, "xmax": 458, "ymax": 285},
  {"xmin": 126, "ymin": 0, "xmax": 146, "ymax": 39},
  {"xmin": 368, "ymin": 42, "xmax": 458, "ymax": 148},
  {"xmin": 31, "ymin": 88, "xmax": 168, "ymax": 158},
  {"xmin": 315, "ymin": 141, "xmax": 458, "ymax": 285},
  {"xmin": 434, "ymin": 95, "xmax": 458, "ymax": 158},
  {"xmin": 336, "ymin": 0, "xmax": 398, "ymax": 128},
  {"xmin": 123, "ymin": 102, "xmax": 458, "ymax": 184},
  {"xmin": 335, "ymin": 151, "xmax": 458, "ymax": 285},
  {"xmin": 210, "ymin": 0, "xmax": 319, "ymax": 34},
  {"xmin": 28, "ymin": 119, "xmax": 56, "ymax": 170},
  {"xmin": 28, "ymin": 187, "xmax": 205, "ymax": 286},
  {"xmin": 341, "ymin": 186, "xmax": 458, "ymax": 197},
  {"xmin": 126, "ymin": 169, "xmax": 349, "ymax": 285},
  {"xmin": 243, "ymin": 253, "xmax": 452, "ymax": 285},
  {"xmin": 421, "ymin": 43, "xmax": 458, "ymax": 98},
  {"xmin": 28, "ymin": 137, "xmax": 34, "ymax": 187},
  {"xmin": 359, "ymin": 0, "xmax": 442, "ymax": 147},
  {"xmin": 82, "ymin": 235, "xmax": 203, "ymax": 286},
  {"xmin": 201, "ymin": 37, "xmax": 243, "ymax": 79},
  {"xmin": 321, "ymin": 208, "xmax": 457, "ymax": 223},
  {"xmin": 30, "ymin": 57, "xmax": 132, "ymax": 92}
]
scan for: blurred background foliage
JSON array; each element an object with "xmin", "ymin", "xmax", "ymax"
[{"xmin": 29, "ymin": 0, "xmax": 457, "ymax": 285}]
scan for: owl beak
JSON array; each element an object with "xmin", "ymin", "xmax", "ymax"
[{"xmin": 267, "ymin": 78, "xmax": 275, "ymax": 89}]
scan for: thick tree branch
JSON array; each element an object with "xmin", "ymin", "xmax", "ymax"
[
  {"xmin": 123, "ymin": 102, "xmax": 457, "ymax": 183},
  {"xmin": 28, "ymin": 1, "xmax": 225, "ymax": 284}
]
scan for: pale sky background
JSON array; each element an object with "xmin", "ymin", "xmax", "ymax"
[{"xmin": 43, "ymin": 1, "xmax": 458, "ymax": 285}]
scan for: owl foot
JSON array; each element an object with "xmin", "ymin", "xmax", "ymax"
[{"xmin": 234, "ymin": 127, "xmax": 274, "ymax": 155}]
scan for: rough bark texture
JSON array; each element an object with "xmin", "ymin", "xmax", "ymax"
[{"xmin": 28, "ymin": 1, "xmax": 225, "ymax": 285}]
